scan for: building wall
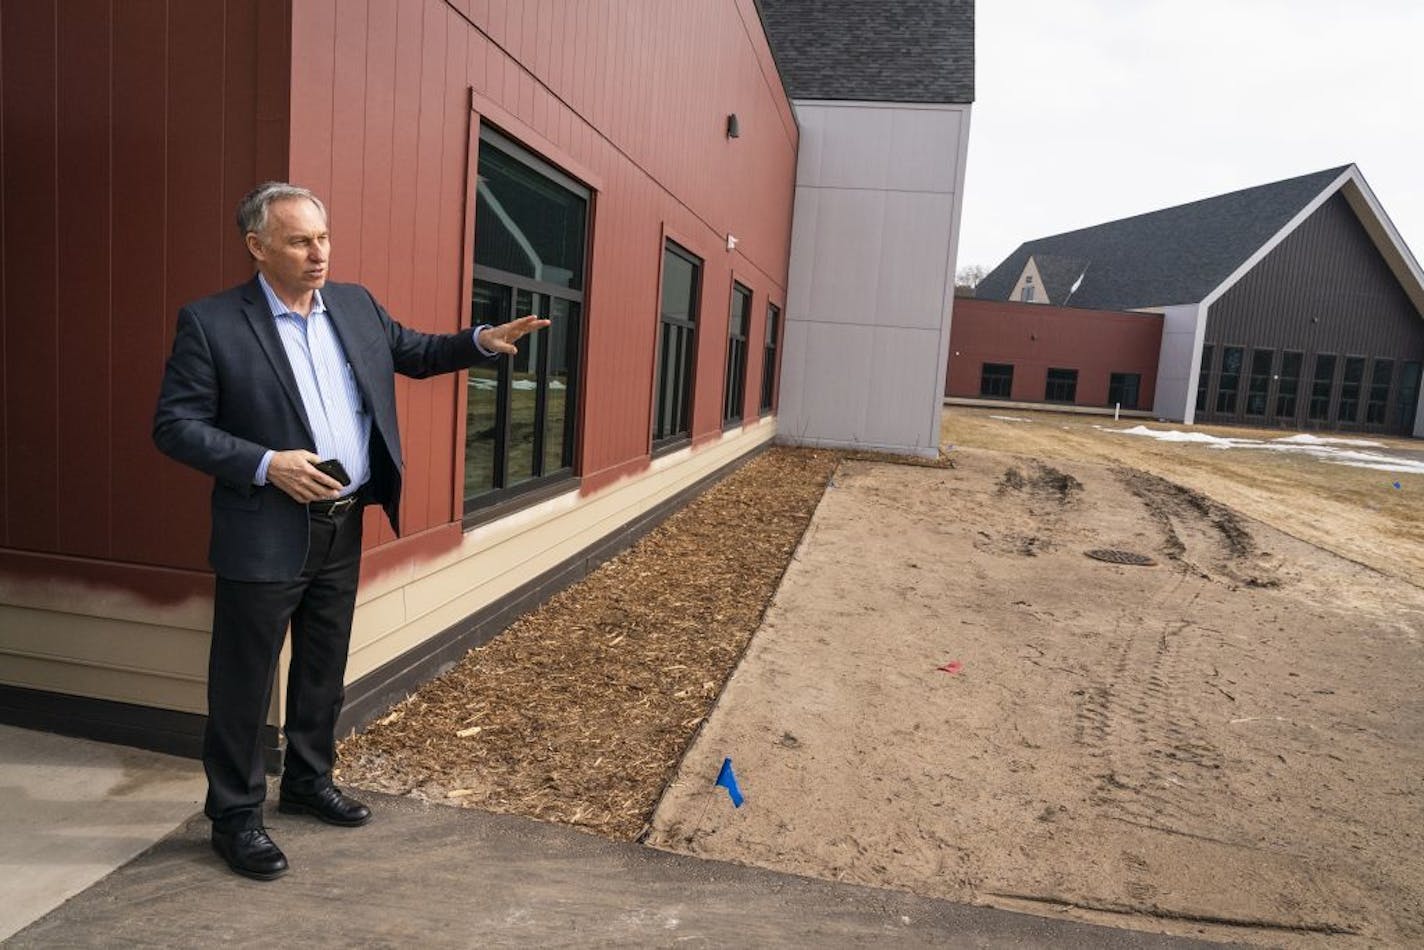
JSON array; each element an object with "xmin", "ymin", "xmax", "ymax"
[
  {"xmin": 1152, "ymin": 303, "xmax": 1207, "ymax": 422},
  {"xmin": 0, "ymin": 0, "xmax": 290, "ymax": 574},
  {"xmin": 0, "ymin": 1, "xmax": 797, "ymax": 736},
  {"xmin": 1198, "ymin": 193, "xmax": 1424, "ymax": 433},
  {"xmin": 945, "ymin": 299, "xmax": 1163, "ymax": 408},
  {"xmin": 778, "ymin": 99, "xmax": 970, "ymax": 458}
]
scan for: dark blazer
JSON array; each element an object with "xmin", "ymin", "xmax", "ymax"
[{"xmin": 154, "ymin": 277, "xmax": 493, "ymax": 583}]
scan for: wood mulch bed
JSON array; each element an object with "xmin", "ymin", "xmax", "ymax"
[{"xmin": 335, "ymin": 446, "xmax": 842, "ymax": 840}]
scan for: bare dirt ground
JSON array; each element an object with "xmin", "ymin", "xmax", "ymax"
[
  {"xmin": 647, "ymin": 417, "xmax": 1424, "ymax": 947},
  {"xmin": 339, "ymin": 407, "xmax": 1422, "ymax": 946}
]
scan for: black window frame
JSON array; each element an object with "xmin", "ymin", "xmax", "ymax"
[
  {"xmin": 1244, "ymin": 349, "xmax": 1274, "ymax": 417},
  {"xmin": 723, "ymin": 281, "xmax": 751, "ymax": 427},
  {"xmin": 1107, "ymin": 372, "xmax": 1141, "ymax": 410},
  {"xmin": 1195, "ymin": 344, "xmax": 1215, "ymax": 414},
  {"xmin": 1044, "ymin": 367, "xmax": 1078, "ymax": 403},
  {"xmin": 1275, "ymin": 350, "xmax": 1303, "ymax": 420},
  {"xmin": 1396, "ymin": 361, "xmax": 1421, "ymax": 433},
  {"xmin": 463, "ymin": 126, "xmax": 590, "ymax": 523},
  {"xmin": 759, "ymin": 302, "xmax": 780, "ymax": 415},
  {"xmin": 1308, "ymin": 353, "xmax": 1337, "ymax": 422},
  {"xmin": 1337, "ymin": 356, "xmax": 1367, "ymax": 425},
  {"xmin": 980, "ymin": 362, "xmax": 1014, "ymax": 398},
  {"xmin": 653, "ymin": 240, "xmax": 702, "ymax": 451},
  {"xmin": 1216, "ymin": 346, "xmax": 1244, "ymax": 415},
  {"xmin": 1365, "ymin": 358, "xmax": 1394, "ymax": 425}
]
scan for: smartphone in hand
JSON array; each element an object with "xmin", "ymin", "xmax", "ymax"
[{"xmin": 313, "ymin": 458, "xmax": 352, "ymax": 487}]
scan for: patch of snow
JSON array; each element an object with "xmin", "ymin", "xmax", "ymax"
[
  {"xmin": 1100, "ymin": 424, "xmax": 1420, "ymax": 475},
  {"xmin": 1325, "ymin": 456, "xmax": 1424, "ymax": 475},
  {"xmin": 1273, "ymin": 433, "xmax": 1383, "ymax": 448},
  {"xmin": 989, "ymin": 415, "xmax": 1033, "ymax": 423},
  {"xmin": 1108, "ymin": 425, "xmax": 1256, "ymax": 447}
]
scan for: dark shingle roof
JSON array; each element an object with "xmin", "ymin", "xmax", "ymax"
[
  {"xmin": 976, "ymin": 166, "xmax": 1352, "ymax": 310},
  {"xmin": 1029, "ymin": 254, "xmax": 1090, "ymax": 304},
  {"xmin": 756, "ymin": 0, "xmax": 974, "ymax": 104}
]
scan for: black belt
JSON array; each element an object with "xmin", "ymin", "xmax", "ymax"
[{"xmin": 308, "ymin": 489, "xmax": 365, "ymax": 517}]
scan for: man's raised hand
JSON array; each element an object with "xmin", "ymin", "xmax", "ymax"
[{"xmin": 478, "ymin": 315, "xmax": 552, "ymax": 355}]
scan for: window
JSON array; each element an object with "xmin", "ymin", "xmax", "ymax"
[
  {"xmin": 1337, "ymin": 357, "xmax": 1366, "ymax": 424},
  {"xmin": 980, "ymin": 363, "xmax": 1014, "ymax": 398},
  {"xmin": 465, "ymin": 128, "xmax": 587, "ymax": 511},
  {"xmin": 1216, "ymin": 346, "xmax": 1244, "ymax": 414},
  {"xmin": 1276, "ymin": 351, "xmax": 1303, "ymax": 419},
  {"xmin": 1366, "ymin": 359, "xmax": 1393, "ymax": 425},
  {"xmin": 1397, "ymin": 362, "xmax": 1421, "ymax": 432},
  {"xmin": 1308, "ymin": 354, "xmax": 1336, "ymax": 421},
  {"xmin": 1107, "ymin": 372, "xmax": 1141, "ymax": 410},
  {"xmin": 760, "ymin": 303, "xmax": 780, "ymax": 413},
  {"xmin": 1045, "ymin": 367, "xmax": 1078, "ymax": 402},
  {"xmin": 1245, "ymin": 350, "xmax": 1273, "ymax": 416},
  {"xmin": 1021, "ymin": 284, "xmax": 1035, "ymax": 303},
  {"xmin": 654, "ymin": 241, "xmax": 701, "ymax": 445},
  {"xmin": 1195, "ymin": 345, "xmax": 1214, "ymax": 413},
  {"xmin": 723, "ymin": 283, "xmax": 751, "ymax": 425}
]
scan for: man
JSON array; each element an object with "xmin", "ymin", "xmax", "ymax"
[{"xmin": 153, "ymin": 182, "xmax": 546, "ymax": 880}]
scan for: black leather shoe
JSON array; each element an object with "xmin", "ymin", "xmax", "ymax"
[
  {"xmin": 211, "ymin": 827, "xmax": 288, "ymax": 881},
  {"xmin": 278, "ymin": 785, "xmax": 372, "ymax": 826}
]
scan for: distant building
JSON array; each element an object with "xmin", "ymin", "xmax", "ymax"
[
  {"xmin": 946, "ymin": 300, "xmax": 1162, "ymax": 413},
  {"xmin": 974, "ymin": 166, "xmax": 1424, "ymax": 437}
]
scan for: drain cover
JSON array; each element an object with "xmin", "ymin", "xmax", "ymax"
[{"xmin": 1085, "ymin": 548, "xmax": 1157, "ymax": 567}]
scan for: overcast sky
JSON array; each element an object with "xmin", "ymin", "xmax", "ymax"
[{"xmin": 957, "ymin": 0, "xmax": 1424, "ymax": 276}]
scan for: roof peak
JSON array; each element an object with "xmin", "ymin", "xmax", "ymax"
[{"xmin": 1034, "ymin": 165, "xmax": 1353, "ymax": 245}]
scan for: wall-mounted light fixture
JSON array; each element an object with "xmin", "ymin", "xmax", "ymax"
[{"xmin": 726, "ymin": 113, "xmax": 740, "ymax": 139}]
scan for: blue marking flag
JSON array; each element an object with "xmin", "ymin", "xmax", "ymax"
[
  {"xmin": 715, "ymin": 757, "xmax": 744, "ymax": 808},
  {"xmin": 1394, "ymin": 481, "xmax": 1403, "ymax": 490}
]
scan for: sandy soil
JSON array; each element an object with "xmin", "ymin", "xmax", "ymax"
[{"xmin": 647, "ymin": 445, "xmax": 1424, "ymax": 946}]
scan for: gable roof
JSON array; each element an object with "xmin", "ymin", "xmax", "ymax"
[
  {"xmin": 976, "ymin": 166, "xmax": 1353, "ymax": 310},
  {"xmin": 1027, "ymin": 254, "xmax": 1090, "ymax": 304},
  {"xmin": 756, "ymin": 0, "xmax": 974, "ymax": 104}
]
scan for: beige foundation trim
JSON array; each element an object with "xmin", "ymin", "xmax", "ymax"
[{"xmin": 0, "ymin": 653, "xmax": 207, "ymax": 714}]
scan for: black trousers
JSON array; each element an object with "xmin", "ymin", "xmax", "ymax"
[{"xmin": 203, "ymin": 504, "xmax": 364, "ymax": 833}]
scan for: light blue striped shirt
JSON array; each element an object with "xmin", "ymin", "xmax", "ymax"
[{"xmin": 253, "ymin": 274, "xmax": 370, "ymax": 498}]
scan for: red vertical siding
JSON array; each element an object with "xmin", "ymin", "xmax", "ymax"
[
  {"xmin": 0, "ymin": 1, "xmax": 6, "ymax": 547},
  {"xmin": 2, "ymin": 0, "xmax": 59, "ymax": 553},
  {"xmin": 1, "ymin": 0, "xmax": 288, "ymax": 573},
  {"xmin": 3, "ymin": 0, "xmax": 795, "ymax": 589},
  {"xmin": 54, "ymin": 2, "xmax": 112, "ymax": 557},
  {"xmin": 108, "ymin": 0, "xmax": 175, "ymax": 566},
  {"xmin": 288, "ymin": 0, "xmax": 797, "ymax": 519}
]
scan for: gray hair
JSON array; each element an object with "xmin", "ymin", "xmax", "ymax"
[{"xmin": 236, "ymin": 181, "xmax": 328, "ymax": 246}]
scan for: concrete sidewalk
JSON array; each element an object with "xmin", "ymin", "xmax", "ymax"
[
  {"xmin": 0, "ymin": 724, "xmax": 206, "ymax": 941},
  {"xmin": 7, "ymin": 775, "xmax": 1225, "ymax": 949}
]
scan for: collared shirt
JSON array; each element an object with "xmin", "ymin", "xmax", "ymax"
[
  {"xmin": 253, "ymin": 274, "xmax": 370, "ymax": 497},
  {"xmin": 252, "ymin": 276, "xmax": 499, "ymax": 498}
]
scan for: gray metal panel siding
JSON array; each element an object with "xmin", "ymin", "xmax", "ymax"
[{"xmin": 1198, "ymin": 193, "xmax": 1424, "ymax": 433}]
